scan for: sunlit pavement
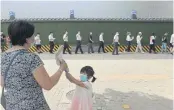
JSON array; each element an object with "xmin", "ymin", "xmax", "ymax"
[
  {"xmin": 1, "ymin": 52, "xmax": 173, "ymax": 110},
  {"xmin": 41, "ymin": 53, "xmax": 173, "ymax": 110}
]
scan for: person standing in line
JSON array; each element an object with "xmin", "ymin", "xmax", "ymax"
[
  {"xmin": 48, "ymin": 32, "xmax": 55, "ymax": 54},
  {"xmin": 98, "ymin": 32, "xmax": 106, "ymax": 53},
  {"xmin": 169, "ymin": 33, "xmax": 174, "ymax": 55},
  {"xmin": 125, "ymin": 32, "xmax": 134, "ymax": 52},
  {"xmin": 88, "ymin": 32, "xmax": 94, "ymax": 54},
  {"xmin": 161, "ymin": 32, "xmax": 168, "ymax": 53},
  {"xmin": 149, "ymin": 32, "xmax": 157, "ymax": 54},
  {"xmin": 1, "ymin": 32, "xmax": 6, "ymax": 52},
  {"xmin": 6, "ymin": 35, "xmax": 12, "ymax": 49},
  {"xmin": 112, "ymin": 32, "xmax": 119, "ymax": 55},
  {"xmin": 35, "ymin": 33, "xmax": 42, "ymax": 54},
  {"xmin": 135, "ymin": 32, "xmax": 144, "ymax": 53},
  {"xmin": 63, "ymin": 31, "xmax": 71, "ymax": 54},
  {"xmin": 75, "ymin": 31, "xmax": 83, "ymax": 54}
]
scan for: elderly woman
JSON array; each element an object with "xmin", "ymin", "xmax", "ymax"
[{"xmin": 0, "ymin": 20, "xmax": 67, "ymax": 110}]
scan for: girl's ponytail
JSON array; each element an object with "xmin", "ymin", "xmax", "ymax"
[{"xmin": 91, "ymin": 76, "xmax": 96, "ymax": 83}]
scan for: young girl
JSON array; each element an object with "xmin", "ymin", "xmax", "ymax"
[{"xmin": 65, "ymin": 66, "xmax": 96, "ymax": 110}]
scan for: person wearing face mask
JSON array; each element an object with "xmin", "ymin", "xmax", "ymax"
[
  {"xmin": 34, "ymin": 33, "xmax": 42, "ymax": 54},
  {"xmin": 65, "ymin": 65, "xmax": 96, "ymax": 110},
  {"xmin": 170, "ymin": 33, "xmax": 174, "ymax": 55},
  {"xmin": 6, "ymin": 35, "xmax": 12, "ymax": 49},
  {"xmin": 98, "ymin": 32, "xmax": 106, "ymax": 53},
  {"xmin": 1, "ymin": 32, "xmax": 6, "ymax": 52},
  {"xmin": 112, "ymin": 32, "xmax": 120, "ymax": 55},
  {"xmin": 0, "ymin": 20, "xmax": 68, "ymax": 110},
  {"xmin": 63, "ymin": 31, "xmax": 71, "ymax": 54},
  {"xmin": 161, "ymin": 32, "xmax": 168, "ymax": 53},
  {"xmin": 88, "ymin": 32, "xmax": 94, "ymax": 54},
  {"xmin": 75, "ymin": 31, "xmax": 83, "ymax": 54},
  {"xmin": 48, "ymin": 32, "xmax": 55, "ymax": 54},
  {"xmin": 125, "ymin": 32, "xmax": 134, "ymax": 52},
  {"xmin": 149, "ymin": 32, "xmax": 157, "ymax": 54},
  {"xmin": 135, "ymin": 32, "xmax": 144, "ymax": 53}
]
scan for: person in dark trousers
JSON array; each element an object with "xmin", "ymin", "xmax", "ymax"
[
  {"xmin": 63, "ymin": 31, "xmax": 71, "ymax": 54},
  {"xmin": 149, "ymin": 32, "xmax": 157, "ymax": 54},
  {"xmin": 161, "ymin": 32, "xmax": 168, "ymax": 53},
  {"xmin": 88, "ymin": 32, "xmax": 94, "ymax": 54},
  {"xmin": 75, "ymin": 31, "xmax": 83, "ymax": 54},
  {"xmin": 1, "ymin": 32, "xmax": 6, "ymax": 52},
  {"xmin": 125, "ymin": 32, "xmax": 134, "ymax": 52},
  {"xmin": 48, "ymin": 32, "xmax": 55, "ymax": 54},
  {"xmin": 135, "ymin": 32, "xmax": 144, "ymax": 53},
  {"xmin": 169, "ymin": 34, "xmax": 174, "ymax": 55},
  {"xmin": 112, "ymin": 32, "xmax": 119, "ymax": 55},
  {"xmin": 98, "ymin": 32, "xmax": 106, "ymax": 53},
  {"xmin": 34, "ymin": 33, "xmax": 42, "ymax": 54}
]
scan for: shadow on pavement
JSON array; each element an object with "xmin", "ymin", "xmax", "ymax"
[
  {"xmin": 66, "ymin": 88, "xmax": 173, "ymax": 110},
  {"xmin": 93, "ymin": 88, "xmax": 173, "ymax": 110}
]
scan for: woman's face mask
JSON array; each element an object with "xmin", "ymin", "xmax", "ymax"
[{"xmin": 80, "ymin": 74, "xmax": 88, "ymax": 82}]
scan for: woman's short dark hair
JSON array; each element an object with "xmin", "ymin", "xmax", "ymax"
[{"xmin": 8, "ymin": 20, "xmax": 35, "ymax": 46}]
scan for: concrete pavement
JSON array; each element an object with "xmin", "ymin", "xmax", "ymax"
[
  {"xmin": 0, "ymin": 53, "xmax": 173, "ymax": 110},
  {"xmin": 40, "ymin": 53, "xmax": 173, "ymax": 110}
]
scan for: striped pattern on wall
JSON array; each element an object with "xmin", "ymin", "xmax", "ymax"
[{"xmin": 2, "ymin": 45, "xmax": 169, "ymax": 53}]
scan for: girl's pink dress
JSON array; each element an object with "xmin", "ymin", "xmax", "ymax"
[{"xmin": 70, "ymin": 81, "xmax": 93, "ymax": 110}]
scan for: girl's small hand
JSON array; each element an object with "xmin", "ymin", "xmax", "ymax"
[{"xmin": 65, "ymin": 67, "xmax": 69, "ymax": 73}]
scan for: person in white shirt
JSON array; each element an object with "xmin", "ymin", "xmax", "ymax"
[
  {"xmin": 135, "ymin": 32, "xmax": 144, "ymax": 53},
  {"xmin": 1, "ymin": 32, "xmax": 6, "ymax": 52},
  {"xmin": 149, "ymin": 32, "xmax": 157, "ymax": 53},
  {"xmin": 112, "ymin": 32, "xmax": 119, "ymax": 55},
  {"xmin": 125, "ymin": 32, "xmax": 134, "ymax": 52},
  {"xmin": 34, "ymin": 33, "xmax": 42, "ymax": 53},
  {"xmin": 169, "ymin": 34, "xmax": 174, "ymax": 54},
  {"xmin": 88, "ymin": 32, "xmax": 94, "ymax": 54},
  {"xmin": 63, "ymin": 31, "xmax": 71, "ymax": 54},
  {"xmin": 48, "ymin": 32, "xmax": 55, "ymax": 54},
  {"xmin": 98, "ymin": 32, "xmax": 106, "ymax": 53},
  {"xmin": 161, "ymin": 32, "xmax": 168, "ymax": 53},
  {"xmin": 75, "ymin": 31, "xmax": 83, "ymax": 54}
]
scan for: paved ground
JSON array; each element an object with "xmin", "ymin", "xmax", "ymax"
[
  {"xmin": 38, "ymin": 52, "xmax": 173, "ymax": 60},
  {"xmin": 1, "ymin": 52, "xmax": 173, "ymax": 110},
  {"xmin": 41, "ymin": 53, "xmax": 173, "ymax": 110}
]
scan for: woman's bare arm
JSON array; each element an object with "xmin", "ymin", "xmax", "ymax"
[{"xmin": 33, "ymin": 65, "xmax": 64, "ymax": 90}]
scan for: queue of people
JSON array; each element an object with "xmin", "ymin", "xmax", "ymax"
[
  {"xmin": 55, "ymin": 31, "xmax": 174, "ymax": 55},
  {"xmin": 0, "ymin": 20, "xmax": 173, "ymax": 110},
  {"xmin": 1, "ymin": 31, "xmax": 174, "ymax": 55}
]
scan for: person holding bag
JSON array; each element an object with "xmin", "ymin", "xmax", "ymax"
[{"xmin": 0, "ymin": 20, "xmax": 67, "ymax": 110}]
